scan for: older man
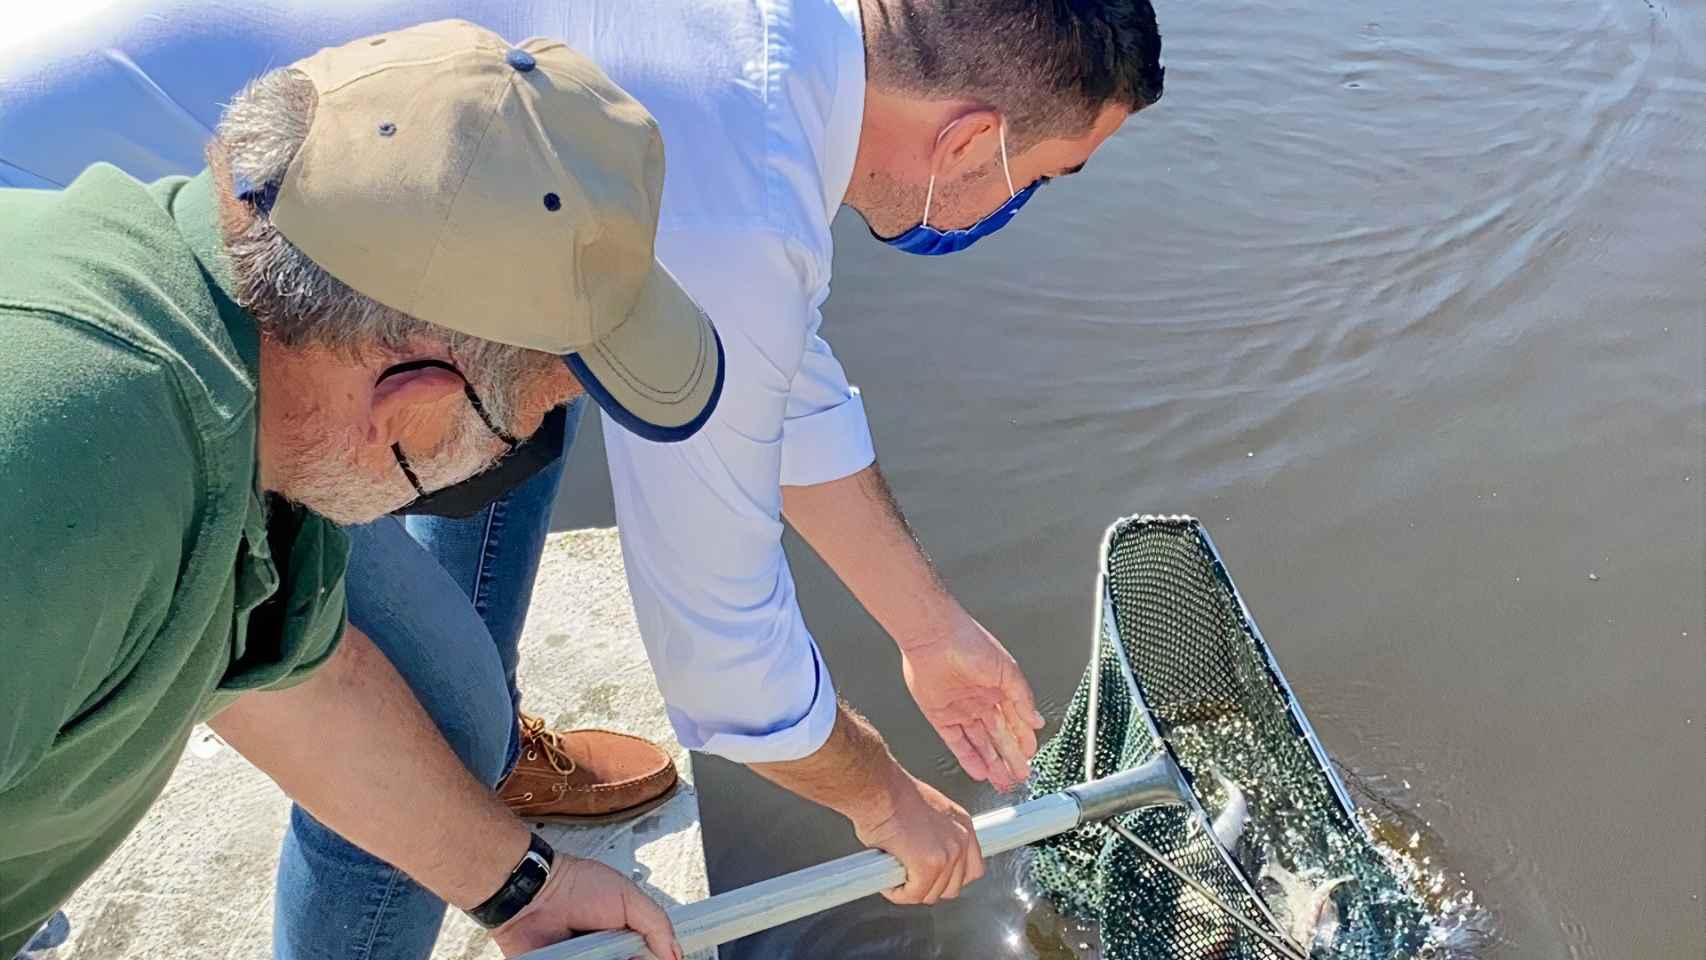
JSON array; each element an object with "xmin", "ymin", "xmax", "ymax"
[
  {"xmin": 3, "ymin": 2, "xmax": 1165, "ymax": 956},
  {"xmin": 0, "ymin": 21, "xmax": 722, "ymax": 960}
]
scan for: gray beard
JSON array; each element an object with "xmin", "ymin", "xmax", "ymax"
[{"xmin": 275, "ymin": 405, "xmax": 501, "ymax": 526}]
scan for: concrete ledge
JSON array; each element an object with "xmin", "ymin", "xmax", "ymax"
[{"xmin": 44, "ymin": 528, "xmax": 710, "ymax": 960}]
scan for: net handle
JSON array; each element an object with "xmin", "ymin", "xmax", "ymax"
[{"xmin": 519, "ymin": 759, "xmax": 1183, "ymax": 960}]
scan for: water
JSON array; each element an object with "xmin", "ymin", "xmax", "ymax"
[{"xmin": 554, "ymin": 0, "xmax": 1706, "ymax": 955}]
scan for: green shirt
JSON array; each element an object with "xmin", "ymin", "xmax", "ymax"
[{"xmin": 0, "ymin": 167, "xmax": 349, "ymax": 956}]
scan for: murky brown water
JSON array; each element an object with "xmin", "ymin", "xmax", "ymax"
[{"xmin": 555, "ymin": 0, "xmax": 1705, "ymax": 956}]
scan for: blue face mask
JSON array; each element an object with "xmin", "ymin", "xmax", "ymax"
[{"xmin": 878, "ymin": 121, "xmax": 1044, "ymax": 256}]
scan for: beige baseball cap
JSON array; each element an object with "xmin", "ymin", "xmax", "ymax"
[{"xmin": 251, "ymin": 19, "xmax": 721, "ymax": 441}]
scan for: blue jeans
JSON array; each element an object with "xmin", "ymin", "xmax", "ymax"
[{"xmin": 272, "ymin": 400, "xmax": 581, "ymax": 960}]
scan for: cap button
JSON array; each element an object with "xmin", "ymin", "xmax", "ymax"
[{"xmin": 506, "ymin": 48, "xmax": 537, "ymax": 73}]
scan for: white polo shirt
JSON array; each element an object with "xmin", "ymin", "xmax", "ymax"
[{"xmin": 0, "ymin": 0, "xmax": 869, "ymax": 762}]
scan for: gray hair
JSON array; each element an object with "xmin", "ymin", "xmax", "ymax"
[{"xmin": 211, "ymin": 67, "xmax": 551, "ymax": 430}]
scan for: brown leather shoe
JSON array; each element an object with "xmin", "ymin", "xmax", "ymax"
[{"xmin": 498, "ymin": 713, "xmax": 679, "ymax": 825}]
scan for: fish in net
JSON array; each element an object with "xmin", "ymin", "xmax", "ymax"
[{"xmin": 1028, "ymin": 516, "xmax": 1436, "ymax": 959}]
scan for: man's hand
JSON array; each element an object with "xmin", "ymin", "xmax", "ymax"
[
  {"xmin": 750, "ymin": 702, "xmax": 987, "ymax": 906},
  {"xmin": 851, "ymin": 767, "xmax": 986, "ymax": 905},
  {"xmin": 213, "ymin": 630, "xmax": 679, "ymax": 956},
  {"xmin": 780, "ymin": 465, "xmax": 1044, "ymax": 789},
  {"xmin": 901, "ymin": 610, "xmax": 1044, "ymax": 792},
  {"xmin": 492, "ymin": 857, "xmax": 681, "ymax": 960}
]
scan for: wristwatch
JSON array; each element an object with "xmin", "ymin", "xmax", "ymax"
[{"xmin": 467, "ymin": 832, "xmax": 556, "ymax": 929}]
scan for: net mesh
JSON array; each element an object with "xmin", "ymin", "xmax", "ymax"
[{"xmin": 1029, "ymin": 516, "xmax": 1434, "ymax": 959}]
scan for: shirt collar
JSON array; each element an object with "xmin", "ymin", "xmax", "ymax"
[
  {"xmin": 822, "ymin": 0, "xmax": 868, "ymax": 219},
  {"xmin": 170, "ymin": 169, "xmax": 262, "ymax": 378}
]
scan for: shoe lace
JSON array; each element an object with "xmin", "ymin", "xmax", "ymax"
[{"xmin": 519, "ymin": 713, "xmax": 577, "ymax": 776}]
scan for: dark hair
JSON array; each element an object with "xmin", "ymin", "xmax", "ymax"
[{"xmin": 864, "ymin": 0, "xmax": 1164, "ymax": 147}]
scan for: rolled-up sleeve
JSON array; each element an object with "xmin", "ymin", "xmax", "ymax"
[
  {"xmin": 601, "ymin": 226, "xmax": 849, "ymax": 763},
  {"xmin": 779, "ymin": 328, "xmax": 876, "ymax": 487}
]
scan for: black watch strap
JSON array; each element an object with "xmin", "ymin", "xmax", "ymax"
[{"xmin": 468, "ymin": 832, "xmax": 555, "ymax": 929}]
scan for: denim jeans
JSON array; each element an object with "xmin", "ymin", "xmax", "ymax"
[{"xmin": 272, "ymin": 400, "xmax": 581, "ymax": 960}]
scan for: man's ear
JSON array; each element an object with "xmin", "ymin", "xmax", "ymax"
[
  {"xmin": 368, "ymin": 364, "xmax": 467, "ymax": 445},
  {"xmin": 932, "ymin": 109, "xmax": 1002, "ymax": 180}
]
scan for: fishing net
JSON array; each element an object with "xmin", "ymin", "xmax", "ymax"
[{"xmin": 1029, "ymin": 516, "xmax": 1434, "ymax": 959}]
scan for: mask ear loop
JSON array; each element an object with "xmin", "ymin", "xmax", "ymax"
[
  {"xmin": 392, "ymin": 444, "xmax": 428, "ymax": 498},
  {"xmin": 920, "ymin": 116, "xmax": 1014, "ymax": 230},
  {"xmin": 460, "ymin": 384, "xmax": 521, "ymax": 448},
  {"xmin": 998, "ymin": 121, "xmax": 1016, "ymax": 198},
  {"xmin": 921, "ymin": 114, "xmax": 1009, "ymax": 228},
  {"xmin": 379, "ymin": 357, "xmax": 522, "ymax": 449},
  {"xmin": 429, "ymin": 353, "xmax": 523, "ymax": 448},
  {"xmin": 378, "ymin": 357, "xmax": 520, "ymax": 503}
]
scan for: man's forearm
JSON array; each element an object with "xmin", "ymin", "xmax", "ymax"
[
  {"xmin": 781, "ymin": 463, "xmax": 958, "ymax": 652},
  {"xmin": 748, "ymin": 699, "xmax": 907, "ymax": 831},
  {"xmin": 781, "ymin": 461, "xmax": 1043, "ymax": 790},
  {"xmin": 210, "ymin": 627, "xmax": 526, "ymax": 910},
  {"xmin": 750, "ymin": 699, "xmax": 984, "ymax": 904}
]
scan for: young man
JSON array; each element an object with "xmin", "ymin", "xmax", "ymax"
[
  {"xmin": 1, "ymin": 1, "xmax": 1164, "ymax": 956},
  {"xmin": 0, "ymin": 21, "xmax": 721, "ymax": 960}
]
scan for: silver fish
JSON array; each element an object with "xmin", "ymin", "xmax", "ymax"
[
  {"xmin": 1209, "ymin": 771, "xmax": 1249, "ymax": 852},
  {"xmin": 1257, "ymin": 867, "xmax": 1352, "ymax": 953},
  {"xmin": 1203, "ymin": 772, "xmax": 1353, "ymax": 955}
]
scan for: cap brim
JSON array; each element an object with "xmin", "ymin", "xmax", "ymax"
[{"xmin": 563, "ymin": 262, "xmax": 723, "ymax": 443}]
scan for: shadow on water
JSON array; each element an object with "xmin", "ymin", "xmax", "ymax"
[{"xmin": 545, "ymin": 0, "xmax": 1706, "ymax": 956}]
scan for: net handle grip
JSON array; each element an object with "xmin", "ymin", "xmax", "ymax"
[{"xmin": 520, "ymin": 758, "xmax": 1182, "ymax": 960}]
